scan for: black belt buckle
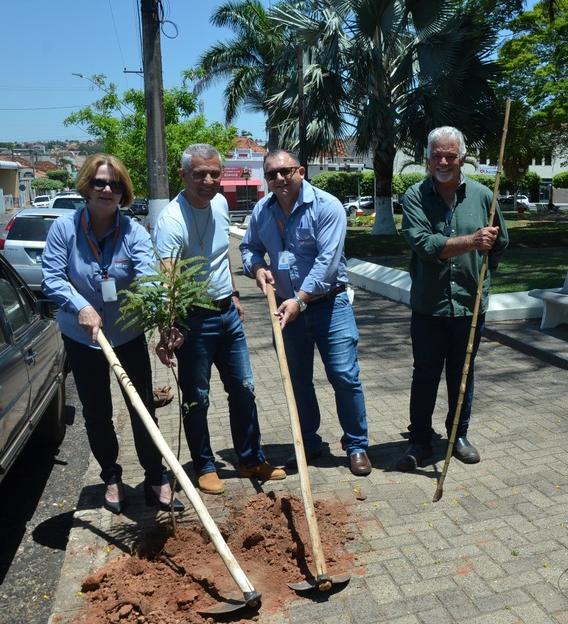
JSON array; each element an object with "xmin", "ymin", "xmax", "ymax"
[{"xmin": 213, "ymin": 295, "xmax": 232, "ymax": 312}]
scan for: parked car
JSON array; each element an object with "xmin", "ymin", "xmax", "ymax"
[
  {"xmin": 48, "ymin": 193, "xmax": 87, "ymax": 210},
  {"xmin": 0, "ymin": 254, "xmax": 67, "ymax": 483},
  {"xmin": 499, "ymin": 194, "xmax": 529, "ymax": 207},
  {"xmin": 119, "ymin": 206, "xmax": 142, "ymax": 223},
  {"xmin": 129, "ymin": 199, "xmax": 148, "ymax": 226},
  {"xmin": 32, "ymin": 194, "xmax": 51, "ymax": 208},
  {"xmin": 343, "ymin": 196, "xmax": 375, "ymax": 216},
  {"xmin": 0, "ymin": 208, "xmax": 73, "ymax": 292}
]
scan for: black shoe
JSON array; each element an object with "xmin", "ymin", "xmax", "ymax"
[
  {"xmin": 144, "ymin": 477, "xmax": 185, "ymax": 512},
  {"xmin": 349, "ymin": 451, "xmax": 372, "ymax": 476},
  {"xmin": 395, "ymin": 443, "xmax": 433, "ymax": 472},
  {"xmin": 286, "ymin": 448, "xmax": 322, "ymax": 470},
  {"xmin": 452, "ymin": 437, "xmax": 480, "ymax": 464},
  {"xmin": 103, "ymin": 477, "xmax": 126, "ymax": 515}
]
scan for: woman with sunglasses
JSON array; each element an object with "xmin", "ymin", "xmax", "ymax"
[{"xmin": 42, "ymin": 153, "xmax": 183, "ymax": 515}]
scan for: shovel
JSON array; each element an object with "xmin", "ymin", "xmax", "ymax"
[
  {"xmin": 96, "ymin": 329, "xmax": 261, "ymax": 616},
  {"xmin": 266, "ymin": 287, "xmax": 350, "ymax": 592}
]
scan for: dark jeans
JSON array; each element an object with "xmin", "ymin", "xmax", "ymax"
[
  {"xmin": 175, "ymin": 302, "xmax": 265, "ymax": 475},
  {"xmin": 63, "ymin": 334, "xmax": 164, "ymax": 485},
  {"xmin": 281, "ymin": 292, "xmax": 368, "ymax": 456},
  {"xmin": 409, "ymin": 312, "xmax": 484, "ymax": 445}
]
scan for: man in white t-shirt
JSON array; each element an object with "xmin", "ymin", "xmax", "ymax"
[{"xmin": 153, "ymin": 143, "xmax": 285, "ymax": 495}]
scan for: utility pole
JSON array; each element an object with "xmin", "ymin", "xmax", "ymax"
[
  {"xmin": 297, "ymin": 45, "xmax": 308, "ymax": 178},
  {"xmin": 141, "ymin": 0, "xmax": 169, "ymax": 229}
]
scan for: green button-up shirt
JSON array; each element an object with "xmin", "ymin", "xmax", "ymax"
[{"xmin": 402, "ymin": 176, "xmax": 509, "ymax": 317}]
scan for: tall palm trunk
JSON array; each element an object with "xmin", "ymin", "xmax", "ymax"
[{"xmin": 371, "ymin": 144, "xmax": 398, "ymax": 236}]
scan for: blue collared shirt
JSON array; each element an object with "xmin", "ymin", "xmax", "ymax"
[
  {"xmin": 42, "ymin": 208, "xmax": 156, "ymax": 348},
  {"xmin": 240, "ymin": 180, "xmax": 348, "ymax": 299}
]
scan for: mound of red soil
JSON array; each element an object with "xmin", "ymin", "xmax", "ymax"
[{"xmin": 74, "ymin": 492, "xmax": 357, "ymax": 623}]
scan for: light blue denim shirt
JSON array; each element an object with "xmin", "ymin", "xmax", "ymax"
[
  {"xmin": 42, "ymin": 208, "xmax": 156, "ymax": 348},
  {"xmin": 240, "ymin": 180, "xmax": 348, "ymax": 299}
]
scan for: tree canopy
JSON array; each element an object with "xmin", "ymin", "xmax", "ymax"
[{"xmin": 64, "ymin": 75, "xmax": 237, "ymax": 198}]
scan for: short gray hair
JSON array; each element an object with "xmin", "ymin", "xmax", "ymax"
[
  {"xmin": 181, "ymin": 144, "xmax": 222, "ymax": 171},
  {"xmin": 427, "ymin": 127, "xmax": 466, "ymax": 158}
]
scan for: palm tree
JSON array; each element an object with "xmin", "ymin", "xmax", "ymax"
[
  {"xmin": 196, "ymin": 0, "xmax": 292, "ymax": 150},
  {"xmin": 271, "ymin": 0, "xmax": 502, "ymax": 234}
]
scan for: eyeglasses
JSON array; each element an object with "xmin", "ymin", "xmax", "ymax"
[
  {"xmin": 90, "ymin": 178, "xmax": 125, "ymax": 193},
  {"xmin": 264, "ymin": 166, "xmax": 299, "ymax": 182},
  {"xmin": 190, "ymin": 169, "xmax": 222, "ymax": 181}
]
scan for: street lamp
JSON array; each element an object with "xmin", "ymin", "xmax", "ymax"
[{"xmin": 240, "ymin": 167, "xmax": 251, "ymax": 210}]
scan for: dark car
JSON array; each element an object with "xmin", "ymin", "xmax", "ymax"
[{"xmin": 0, "ymin": 254, "xmax": 67, "ymax": 482}]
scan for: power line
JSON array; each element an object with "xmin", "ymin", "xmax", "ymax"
[
  {"xmin": 0, "ymin": 106, "xmax": 86, "ymax": 111},
  {"xmin": 107, "ymin": 0, "xmax": 129, "ymax": 87}
]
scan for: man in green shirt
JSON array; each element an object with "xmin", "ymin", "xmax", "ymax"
[{"xmin": 396, "ymin": 126, "xmax": 508, "ymax": 472}]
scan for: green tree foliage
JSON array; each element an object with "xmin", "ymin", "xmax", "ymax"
[
  {"xmin": 553, "ymin": 171, "xmax": 568, "ymax": 188},
  {"xmin": 309, "ymin": 170, "xmax": 374, "ymax": 201},
  {"xmin": 392, "ymin": 174, "xmax": 426, "ymax": 196},
  {"xmin": 196, "ymin": 0, "xmax": 291, "ymax": 150},
  {"xmin": 270, "ymin": 0, "xmax": 503, "ymax": 235},
  {"xmin": 465, "ymin": 174, "xmax": 496, "ymax": 190},
  {"xmin": 64, "ymin": 75, "xmax": 237, "ymax": 198},
  {"xmin": 31, "ymin": 178, "xmax": 63, "ymax": 191},
  {"xmin": 47, "ymin": 169, "xmax": 74, "ymax": 187}
]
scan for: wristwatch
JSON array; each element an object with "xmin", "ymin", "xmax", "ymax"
[{"xmin": 294, "ymin": 295, "xmax": 307, "ymax": 312}]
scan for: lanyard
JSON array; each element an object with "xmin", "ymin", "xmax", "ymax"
[{"xmin": 80, "ymin": 208, "xmax": 120, "ymax": 277}]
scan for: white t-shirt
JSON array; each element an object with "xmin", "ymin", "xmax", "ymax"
[{"xmin": 153, "ymin": 191, "xmax": 233, "ymax": 300}]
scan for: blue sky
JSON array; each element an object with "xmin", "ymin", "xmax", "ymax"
[
  {"xmin": 1, "ymin": 0, "xmax": 538, "ymax": 144},
  {"xmin": 0, "ymin": 0, "xmax": 272, "ymax": 143}
]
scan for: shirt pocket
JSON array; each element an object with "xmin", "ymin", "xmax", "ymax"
[{"xmin": 296, "ymin": 227, "xmax": 316, "ymax": 248}]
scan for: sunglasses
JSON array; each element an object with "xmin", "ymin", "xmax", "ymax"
[
  {"xmin": 264, "ymin": 166, "xmax": 299, "ymax": 182},
  {"xmin": 190, "ymin": 169, "xmax": 222, "ymax": 181},
  {"xmin": 89, "ymin": 178, "xmax": 125, "ymax": 193}
]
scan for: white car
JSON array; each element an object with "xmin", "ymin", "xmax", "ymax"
[
  {"xmin": 32, "ymin": 194, "xmax": 51, "ymax": 208},
  {"xmin": 0, "ymin": 208, "xmax": 74, "ymax": 292},
  {"xmin": 48, "ymin": 192, "xmax": 87, "ymax": 210}
]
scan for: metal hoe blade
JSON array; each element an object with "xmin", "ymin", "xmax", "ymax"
[
  {"xmin": 197, "ymin": 590, "xmax": 261, "ymax": 617},
  {"xmin": 288, "ymin": 573, "xmax": 351, "ymax": 593}
]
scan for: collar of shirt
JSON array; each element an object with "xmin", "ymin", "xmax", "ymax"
[{"xmin": 427, "ymin": 173, "xmax": 466, "ymax": 197}]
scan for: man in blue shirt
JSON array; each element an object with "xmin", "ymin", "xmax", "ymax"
[
  {"xmin": 154, "ymin": 143, "xmax": 286, "ymax": 495},
  {"xmin": 240, "ymin": 149, "xmax": 371, "ymax": 476}
]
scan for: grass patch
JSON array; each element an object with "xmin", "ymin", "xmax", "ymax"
[{"xmin": 345, "ymin": 212, "xmax": 568, "ymax": 293}]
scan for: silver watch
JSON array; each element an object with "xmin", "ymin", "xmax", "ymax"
[{"xmin": 294, "ymin": 295, "xmax": 307, "ymax": 312}]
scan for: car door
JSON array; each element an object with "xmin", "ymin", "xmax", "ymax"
[{"xmin": 0, "ymin": 272, "xmax": 32, "ymax": 474}]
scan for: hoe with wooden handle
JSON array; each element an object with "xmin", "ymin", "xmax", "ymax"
[
  {"xmin": 266, "ymin": 286, "xmax": 350, "ymax": 592},
  {"xmin": 96, "ymin": 329, "xmax": 261, "ymax": 617}
]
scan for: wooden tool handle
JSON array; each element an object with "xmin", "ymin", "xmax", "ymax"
[
  {"xmin": 96, "ymin": 329, "xmax": 255, "ymax": 595},
  {"xmin": 266, "ymin": 287, "xmax": 328, "ymax": 577}
]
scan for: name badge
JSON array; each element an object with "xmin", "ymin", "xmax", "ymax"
[
  {"xmin": 278, "ymin": 251, "xmax": 290, "ymax": 270},
  {"xmin": 101, "ymin": 277, "xmax": 118, "ymax": 302}
]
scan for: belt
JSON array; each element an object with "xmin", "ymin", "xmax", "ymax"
[
  {"xmin": 309, "ymin": 284, "xmax": 347, "ymax": 305},
  {"xmin": 211, "ymin": 295, "xmax": 233, "ymax": 312}
]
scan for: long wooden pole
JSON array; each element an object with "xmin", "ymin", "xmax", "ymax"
[{"xmin": 433, "ymin": 99, "xmax": 511, "ymax": 503}]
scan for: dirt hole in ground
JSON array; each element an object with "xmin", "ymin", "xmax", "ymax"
[{"xmin": 73, "ymin": 492, "xmax": 357, "ymax": 623}]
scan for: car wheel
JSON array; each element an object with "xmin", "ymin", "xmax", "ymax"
[{"xmin": 35, "ymin": 380, "xmax": 67, "ymax": 448}]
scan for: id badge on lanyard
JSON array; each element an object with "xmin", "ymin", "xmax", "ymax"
[{"xmin": 101, "ymin": 275, "xmax": 117, "ymax": 302}]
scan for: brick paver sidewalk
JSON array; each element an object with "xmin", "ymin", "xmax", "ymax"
[{"xmin": 51, "ymin": 239, "xmax": 568, "ymax": 624}]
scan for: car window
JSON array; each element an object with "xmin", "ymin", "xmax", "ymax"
[
  {"xmin": 52, "ymin": 197, "xmax": 87, "ymax": 210},
  {"xmin": 7, "ymin": 216, "xmax": 58, "ymax": 242},
  {"xmin": 0, "ymin": 278, "xmax": 29, "ymax": 334}
]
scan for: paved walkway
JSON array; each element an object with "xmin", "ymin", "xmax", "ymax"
[{"xmin": 50, "ymin": 239, "xmax": 568, "ymax": 624}]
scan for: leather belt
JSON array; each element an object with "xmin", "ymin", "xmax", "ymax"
[
  {"xmin": 211, "ymin": 295, "xmax": 233, "ymax": 311},
  {"xmin": 309, "ymin": 284, "xmax": 347, "ymax": 305}
]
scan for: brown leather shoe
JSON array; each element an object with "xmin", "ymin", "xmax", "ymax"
[
  {"xmin": 238, "ymin": 461, "xmax": 286, "ymax": 481},
  {"xmin": 349, "ymin": 451, "xmax": 372, "ymax": 476},
  {"xmin": 197, "ymin": 471, "xmax": 225, "ymax": 494}
]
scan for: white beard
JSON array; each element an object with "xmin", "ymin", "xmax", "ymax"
[{"xmin": 433, "ymin": 170, "xmax": 455, "ymax": 184}]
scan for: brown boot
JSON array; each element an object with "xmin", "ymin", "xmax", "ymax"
[
  {"xmin": 238, "ymin": 461, "xmax": 286, "ymax": 481},
  {"xmin": 197, "ymin": 471, "xmax": 225, "ymax": 494}
]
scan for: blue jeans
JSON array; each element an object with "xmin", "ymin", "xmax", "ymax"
[
  {"xmin": 409, "ymin": 312, "xmax": 485, "ymax": 445},
  {"xmin": 63, "ymin": 334, "xmax": 165, "ymax": 485},
  {"xmin": 280, "ymin": 292, "xmax": 368, "ymax": 456},
  {"xmin": 176, "ymin": 302, "xmax": 265, "ymax": 475}
]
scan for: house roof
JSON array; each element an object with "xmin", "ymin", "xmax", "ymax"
[{"xmin": 234, "ymin": 136, "xmax": 267, "ymax": 154}]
